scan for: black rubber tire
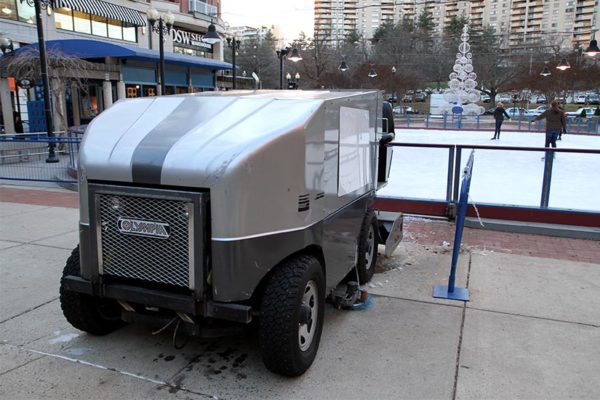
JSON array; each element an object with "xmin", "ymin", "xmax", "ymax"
[
  {"xmin": 59, "ymin": 246, "xmax": 124, "ymax": 335},
  {"xmin": 356, "ymin": 210, "xmax": 379, "ymax": 284},
  {"xmin": 258, "ymin": 255, "xmax": 325, "ymax": 376}
]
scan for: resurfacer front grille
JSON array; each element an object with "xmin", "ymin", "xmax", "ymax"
[{"xmin": 97, "ymin": 193, "xmax": 192, "ymax": 288}]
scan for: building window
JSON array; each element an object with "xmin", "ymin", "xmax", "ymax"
[
  {"xmin": 16, "ymin": 1, "xmax": 34, "ymax": 23},
  {"xmin": 55, "ymin": 7, "xmax": 74, "ymax": 30},
  {"xmin": 54, "ymin": 8, "xmax": 137, "ymax": 42},
  {"xmin": 0, "ymin": 0, "xmax": 16, "ymax": 20},
  {"xmin": 174, "ymin": 46, "xmax": 209, "ymax": 58},
  {"xmin": 123, "ymin": 24, "xmax": 137, "ymax": 42},
  {"xmin": 107, "ymin": 18, "xmax": 122, "ymax": 39},
  {"xmin": 74, "ymin": 10, "xmax": 92, "ymax": 34},
  {"xmin": 91, "ymin": 15, "xmax": 108, "ymax": 37}
]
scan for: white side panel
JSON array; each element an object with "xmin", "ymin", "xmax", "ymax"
[{"xmin": 338, "ymin": 107, "xmax": 372, "ymax": 197}]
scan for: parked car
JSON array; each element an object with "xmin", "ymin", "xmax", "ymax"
[
  {"xmin": 393, "ymin": 106, "xmax": 419, "ymax": 115},
  {"xmin": 506, "ymin": 107, "xmax": 530, "ymax": 118},
  {"xmin": 414, "ymin": 92, "xmax": 427, "ymax": 102},
  {"xmin": 497, "ymin": 94, "xmax": 512, "ymax": 103},
  {"xmin": 566, "ymin": 107, "xmax": 596, "ymax": 118},
  {"xmin": 527, "ymin": 106, "xmax": 547, "ymax": 116},
  {"xmin": 588, "ymin": 94, "xmax": 600, "ymax": 105},
  {"xmin": 483, "ymin": 107, "xmax": 497, "ymax": 115},
  {"xmin": 535, "ymin": 95, "xmax": 547, "ymax": 104},
  {"xmin": 575, "ymin": 95, "xmax": 587, "ymax": 104},
  {"xmin": 481, "ymin": 94, "xmax": 491, "ymax": 103},
  {"xmin": 402, "ymin": 94, "xmax": 413, "ymax": 102}
]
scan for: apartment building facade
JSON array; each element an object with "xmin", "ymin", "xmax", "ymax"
[{"xmin": 314, "ymin": 0, "xmax": 599, "ymax": 49}]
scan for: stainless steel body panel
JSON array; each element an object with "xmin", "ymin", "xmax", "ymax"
[{"xmin": 78, "ymin": 90, "xmax": 383, "ymax": 306}]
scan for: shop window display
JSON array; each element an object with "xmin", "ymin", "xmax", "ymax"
[{"xmin": 54, "ymin": 8, "xmax": 137, "ymax": 43}]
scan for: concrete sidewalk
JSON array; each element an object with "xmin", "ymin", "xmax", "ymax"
[{"xmin": 1, "ymin": 185, "xmax": 599, "ymax": 400}]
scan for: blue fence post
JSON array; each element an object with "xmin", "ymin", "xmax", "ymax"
[
  {"xmin": 426, "ymin": 113, "xmax": 429, "ymax": 128},
  {"xmin": 443, "ymin": 114, "xmax": 447, "ymax": 129},
  {"xmin": 540, "ymin": 149, "xmax": 554, "ymax": 208},
  {"xmin": 476, "ymin": 115, "xmax": 480, "ymax": 130},
  {"xmin": 452, "ymin": 146, "xmax": 462, "ymax": 205},
  {"xmin": 433, "ymin": 150, "xmax": 474, "ymax": 302},
  {"xmin": 446, "ymin": 146, "xmax": 455, "ymax": 203}
]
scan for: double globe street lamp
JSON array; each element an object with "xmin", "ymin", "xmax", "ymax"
[
  {"xmin": 226, "ymin": 37, "xmax": 240, "ymax": 89},
  {"xmin": 286, "ymin": 72, "xmax": 300, "ymax": 89},
  {"xmin": 147, "ymin": 8, "xmax": 175, "ymax": 96}
]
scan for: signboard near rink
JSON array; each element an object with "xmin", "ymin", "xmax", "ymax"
[{"xmin": 171, "ymin": 27, "xmax": 213, "ymax": 50}]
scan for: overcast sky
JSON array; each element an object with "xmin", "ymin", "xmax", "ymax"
[{"xmin": 220, "ymin": 0, "xmax": 314, "ymax": 42}]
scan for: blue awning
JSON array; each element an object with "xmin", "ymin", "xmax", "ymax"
[{"xmin": 14, "ymin": 39, "xmax": 232, "ymax": 71}]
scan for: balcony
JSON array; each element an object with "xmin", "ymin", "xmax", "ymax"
[{"xmin": 189, "ymin": 0, "xmax": 217, "ymax": 17}]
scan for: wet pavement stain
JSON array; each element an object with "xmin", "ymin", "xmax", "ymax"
[{"xmin": 168, "ymin": 375, "xmax": 186, "ymax": 394}]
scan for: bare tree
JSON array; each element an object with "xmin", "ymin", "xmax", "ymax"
[{"xmin": 0, "ymin": 48, "xmax": 94, "ymax": 132}]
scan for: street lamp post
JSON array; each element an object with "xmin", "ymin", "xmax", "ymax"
[
  {"xmin": 147, "ymin": 8, "xmax": 174, "ymax": 96},
  {"xmin": 276, "ymin": 47, "xmax": 302, "ymax": 89},
  {"xmin": 226, "ymin": 38, "xmax": 240, "ymax": 90},
  {"xmin": 18, "ymin": 0, "xmax": 58, "ymax": 162},
  {"xmin": 391, "ymin": 66, "xmax": 396, "ymax": 103}
]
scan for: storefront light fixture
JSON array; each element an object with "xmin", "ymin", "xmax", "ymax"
[
  {"xmin": 288, "ymin": 48, "xmax": 302, "ymax": 62},
  {"xmin": 368, "ymin": 64, "xmax": 377, "ymax": 78},
  {"xmin": 556, "ymin": 57, "xmax": 570, "ymax": 71},
  {"xmin": 202, "ymin": 23, "xmax": 221, "ymax": 45},
  {"xmin": 338, "ymin": 58, "xmax": 349, "ymax": 72},
  {"xmin": 583, "ymin": 29, "xmax": 599, "ymax": 57},
  {"xmin": 540, "ymin": 61, "xmax": 551, "ymax": 77}
]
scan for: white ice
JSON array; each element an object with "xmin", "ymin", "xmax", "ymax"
[{"xmin": 378, "ymin": 129, "xmax": 600, "ymax": 212}]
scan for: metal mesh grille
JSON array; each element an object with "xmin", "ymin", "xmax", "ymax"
[{"xmin": 98, "ymin": 193, "xmax": 191, "ymax": 288}]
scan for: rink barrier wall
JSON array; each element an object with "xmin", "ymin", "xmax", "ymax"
[{"xmin": 373, "ymin": 143, "xmax": 600, "ymax": 228}]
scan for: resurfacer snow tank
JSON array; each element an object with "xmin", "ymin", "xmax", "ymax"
[{"xmin": 60, "ymin": 90, "xmax": 402, "ymax": 376}]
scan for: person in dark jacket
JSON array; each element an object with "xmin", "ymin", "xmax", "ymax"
[
  {"xmin": 491, "ymin": 102, "xmax": 510, "ymax": 140},
  {"xmin": 532, "ymin": 100, "xmax": 566, "ymax": 149}
]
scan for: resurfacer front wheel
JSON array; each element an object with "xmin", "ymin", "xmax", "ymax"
[{"xmin": 60, "ymin": 246, "xmax": 124, "ymax": 335}]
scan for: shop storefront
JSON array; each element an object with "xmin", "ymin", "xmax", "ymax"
[
  {"xmin": 1, "ymin": 0, "xmax": 228, "ymax": 133},
  {"xmin": 171, "ymin": 26, "xmax": 213, "ymax": 59}
]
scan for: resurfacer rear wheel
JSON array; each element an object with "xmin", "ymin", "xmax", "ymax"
[
  {"xmin": 258, "ymin": 254, "xmax": 325, "ymax": 376},
  {"xmin": 356, "ymin": 210, "xmax": 379, "ymax": 283}
]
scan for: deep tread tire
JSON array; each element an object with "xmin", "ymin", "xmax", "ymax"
[
  {"xmin": 356, "ymin": 210, "xmax": 379, "ymax": 284},
  {"xmin": 60, "ymin": 246, "xmax": 124, "ymax": 335},
  {"xmin": 258, "ymin": 255, "xmax": 325, "ymax": 376}
]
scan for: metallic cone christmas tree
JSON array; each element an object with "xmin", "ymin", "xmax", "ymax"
[{"xmin": 442, "ymin": 25, "xmax": 485, "ymax": 116}]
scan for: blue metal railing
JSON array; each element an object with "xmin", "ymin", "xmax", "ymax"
[
  {"xmin": 375, "ymin": 143, "xmax": 600, "ymax": 226},
  {"xmin": 0, "ymin": 133, "xmax": 80, "ymax": 183}
]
